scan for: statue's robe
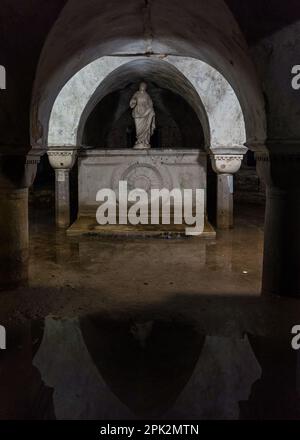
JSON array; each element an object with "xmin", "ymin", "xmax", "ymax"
[{"xmin": 130, "ymin": 91, "xmax": 155, "ymax": 147}]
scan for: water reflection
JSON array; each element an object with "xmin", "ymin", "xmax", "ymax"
[
  {"xmin": 0, "ymin": 205, "xmax": 297, "ymax": 419},
  {"xmin": 1, "ymin": 310, "xmax": 299, "ymax": 420},
  {"xmin": 34, "ymin": 317, "xmax": 205, "ymax": 419}
]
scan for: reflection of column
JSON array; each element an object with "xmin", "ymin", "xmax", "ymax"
[
  {"xmin": 0, "ymin": 149, "xmax": 41, "ymax": 289},
  {"xmin": 214, "ymin": 230, "xmax": 233, "ymax": 271},
  {"xmin": 211, "ymin": 153, "xmax": 244, "ymax": 230},
  {"xmin": 47, "ymin": 149, "xmax": 77, "ymax": 228},
  {"xmin": 257, "ymin": 150, "xmax": 300, "ymax": 297},
  {"xmin": 0, "ymin": 319, "xmax": 55, "ymax": 418},
  {"xmin": 55, "ymin": 230, "xmax": 79, "ymax": 265}
]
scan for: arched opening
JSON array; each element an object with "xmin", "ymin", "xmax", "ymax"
[
  {"xmin": 68, "ymin": 57, "xmax": 212, "ymax": 234},
  {"xmin": 27, "ymin": 1, "xmax": 267, "ymax": 301},
  {"xmin": 37, "ymin": 55, "xmax": 252, "ymax": 236},
  {"xmin": 4, "ymin": 0, "xmax": 300, "ymax": 421},
  {"xmin": 45, "ymin": 55, "xmax": 247, "ymax": 150},
  {"xmin": 82, "ymin": 86, "xmax": 205, "ymax": 150}
]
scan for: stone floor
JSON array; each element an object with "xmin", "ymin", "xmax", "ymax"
[
  {"xmin": 0, "ymin": 202, "xmax": 265, "ymax": 320},
  {"xmin": 1, "ymin": 202, "xmax": 300, "ymax": 419}
]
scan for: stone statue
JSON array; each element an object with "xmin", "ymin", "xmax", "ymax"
[{"xmin": 130, "ymin": 82, "xmax": 156, "ymax": 149}]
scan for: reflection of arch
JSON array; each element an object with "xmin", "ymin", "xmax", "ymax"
[{"xmin": 46, "ymin": 56, "xmax": 247, "ymax": 152}]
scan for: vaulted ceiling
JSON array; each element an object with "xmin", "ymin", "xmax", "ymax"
[{"xmin": 0, "ymin": 0, "xmax": 299, "ymax": 150}]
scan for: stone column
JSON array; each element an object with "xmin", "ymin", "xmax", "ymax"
[
  {"xmin": 0, "ymin": 187, "xmax": 29, "ymax": 289},
  {"xmin": 211, "ymin": 153, "xmax": 244, "ymax": 229},
  {"xmin": 47, "ymin": 149, "xmax": 77, "ymax": 228},
  {"xmin": 257, "ymin": 151, "xmax": 300, "ymax": 297},
  {"xmin": 0, "ymin": 149, "xmax": 41, "ymax": 290}
]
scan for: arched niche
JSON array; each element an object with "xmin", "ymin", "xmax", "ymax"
[
  {"xmin": 78, "ymin": 59, "xmax": 206, "ymax": 150},
  {"xmin": 31, "ymin": 0, "xmax": 266, "ymax": 152},
  {"xmin": 82, "ymin": 85, "xmax": 205, "ymax": 150},
  {"xmin": 47, "ymin": 56, "xmax": 246, "ymax": 152}
]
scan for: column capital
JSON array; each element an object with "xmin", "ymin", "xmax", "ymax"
[
  {"xmin": 47, "ymin": 147, "xmax": 78, "ymax": 170},
  {"xmin": 210, "ymin": 154, "xmax": 244, "ymax": 174},
  {"xmin": 47, "ymin": 148, "xmax": 78, "ymax": 228},
  {"xmin": 210, "ymin": 145, "xmax": 248, "ymax": 156},
  {"xmin": 0, "ymin": 148, "xmax": 43, "ymax": 189}
]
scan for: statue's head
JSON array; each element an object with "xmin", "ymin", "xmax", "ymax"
[{"xmin": 139, "ymin": 82, "xmax": 147, "ymax": 92}]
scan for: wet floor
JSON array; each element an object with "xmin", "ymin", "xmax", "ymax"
[{"xmin": 1, "ymin": 203, "xmax": 300, "ymax": 419}]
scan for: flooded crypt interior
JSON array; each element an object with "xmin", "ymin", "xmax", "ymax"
[{"xmin": 1, "ymin": 0, "xmax": 300, "ymax": 421}]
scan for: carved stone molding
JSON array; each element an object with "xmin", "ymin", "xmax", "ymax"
[
  {"xmin": 256, "ymin": 152, "xmax": 300, "ymax": 163},
  {"xmin": 255, "ymin": 153, "xmax": 269, "ymax": 162},
  {"xmin": 111, "ymin": 161, "xmax": 172, "ymax": 195},
  {"xmin": 211, "ymin": 154, "xmax": 243, "ymax": 174},
  {"xmin": 23, "ymin": 150, "xmax": 42, "ymax": 188},
  {"xmin": 0, "ymin": 148, "xmax": 43, "ymax": 189},
  {"xmin": 78, "ymin": 149, "xmax": 206, "ymax": 215},
  {"xmin": 47, "ymin": 149, "xmax": 77, "ymax": 170}
]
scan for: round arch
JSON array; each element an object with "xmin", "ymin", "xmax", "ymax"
[
  {"xmin": 30, "ymin": 0, "xmax": 267, "ymax": 152},
  {"xmin": 77, "ymin": 58, "xmax": 209, "ymax": 148},
  {"xmin": 46, "ymin": 55, "xmax": 247, "ymax": 152}
]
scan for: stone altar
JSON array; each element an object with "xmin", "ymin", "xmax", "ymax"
[{"xmin": 68, "ymin": 148, "xmax": 214, "ymax": 237}]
